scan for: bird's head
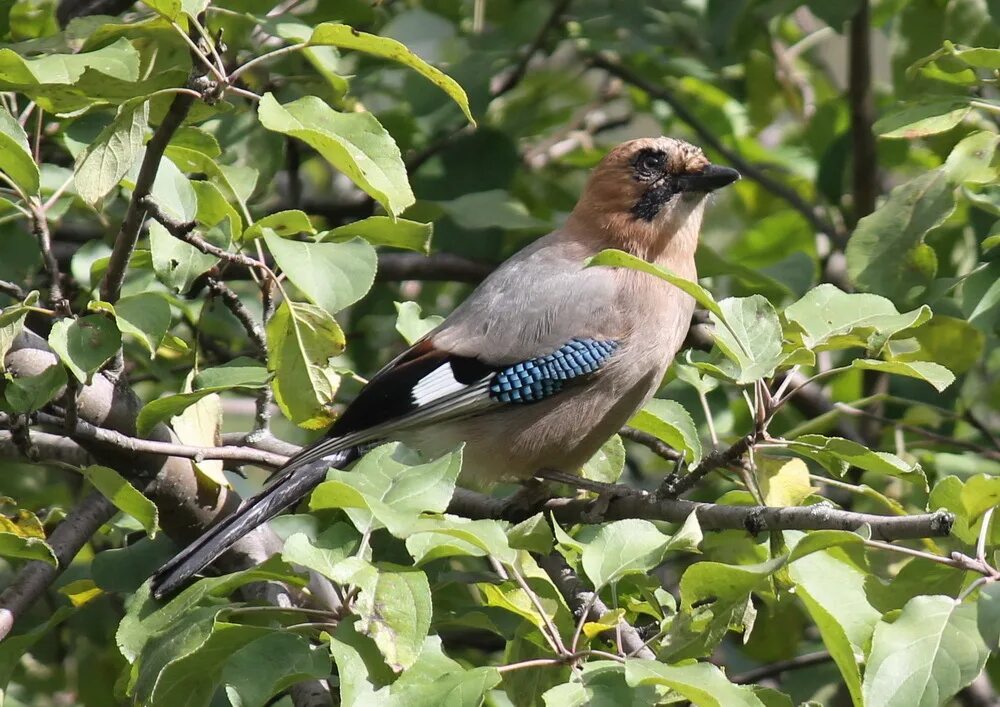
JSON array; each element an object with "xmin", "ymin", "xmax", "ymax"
[{"xmin": 569, "ymin": 137, "xmax": 740, "ymax": 261}]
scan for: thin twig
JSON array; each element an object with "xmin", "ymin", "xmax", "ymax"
[
  {"xmin": 491, "ymin": 0, "xmax": 572, "ymax": 97},
  {"xmin": 34, "ymin": 411, "xmax": 288, "ymax": 468},
  {"xmin": 834, "ymin": 402, "xmax": 1000, "ymax": 461},
  {"xmin": 205, "ymin": 278, "xmax": 267, "ymax": 353},
  {"xmin": 0, "ymin": 280, "xmax": 26, "ymax": 299},
  {"xmin": 658, "ymin": 434, "xmax": 756, "ymax": 499},
  {"xmin": 28, "ymin": 199, "xmax": 68, "ymax": 314},
  {"xmin": 509, "ymin": 562, "xmax": 568, "ymax": 655},
  {"xmin": 619, "ymin": 426, "xmax": 682, "ymax": 463},
  {"xmin": 141, "ymin": 196, "xmax": 277, "ymax": 280},
  {"xmin": 229, "ymin": 42, "xmax": 307, "ymax": 83},
  {"xmin": 732, "ymin": 651, "xmax": 831, "ymax": 684}
]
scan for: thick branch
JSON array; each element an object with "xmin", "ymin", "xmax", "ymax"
[
  {"xmin": 32, "ymin": 411, "xmax": 288, "ymax": 468},
  {"xmin": 0, "ymin": 492, "xmax": 115, "ymax": 641},
  {"xmin": 375, "ymin": 252, "xmax": 493, "ymax": 283},
  {"xmin": 448, "ymin": 487, "xmax": 953, "ymax": 541},
  {"xmin": 848, "ymin": 0, "xmax": 877, "ymax": 222},
  {"xmin": 99, "ymin": 87, "xmax": 198, "ymax": 304},
  {"xmin": 588, "ymin": 53, "xmax": 846, "ymax": 244},
  {"xmin": 537, "ymin": 552, "xmax": 655, "ymax": 659}
]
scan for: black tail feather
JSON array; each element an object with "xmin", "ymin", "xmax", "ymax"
[{"xmin": 150, "ymin": 445, "xmax": 360, "ymax": 599}]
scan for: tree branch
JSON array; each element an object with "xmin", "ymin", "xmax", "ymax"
[
  {"xmin": 537, "ymin": 552, "xmax": 655, "ymax": 659},
  {"xmin": 30, "ymin": 411, "xmax": 288, "ymax": 468},
  {"xmin": 448, "ymin": 487, "xmax": 953, "ymax": 541},
  {"xmin": 99, "ymin": 80, "xmax": 200, "ymax": 305},
  {"xmin": 731, "ymin": 650, "xmax": 831, "ymax": 684},
  {"xmin": 587, "ymin": 52, "xmax": 847, "ymax": 244},
  {"xmin": 0, "ymin": 492, "xmax": 115, "ymax": 641},
  {"xmin": 491, "ymin": 0, "xmax": 573, "ymax": 98},
  {"xmin": 848, "ymin": 0, "xmax": 877, "ymax": 223},
  {"xmin": 375, "ymin": 252, "xmax": 494, "ymax": 283}
]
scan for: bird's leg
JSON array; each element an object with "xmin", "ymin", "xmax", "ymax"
[
  {"xmin": 499, "ymin": 477, "xmax": 554, "ymax": 522},
  {"xmin": 533, "ymin": 469, "xmax": 646, "ymax": 524}
]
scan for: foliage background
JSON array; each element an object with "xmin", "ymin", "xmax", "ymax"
[{"xmin": 0, "ymin": 0, "xmax": 999, "ymax": 705}]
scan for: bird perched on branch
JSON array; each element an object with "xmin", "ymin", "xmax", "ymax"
[{"xmin": 151, "ymin": 136, "xmax": 739, "ymax": 598}]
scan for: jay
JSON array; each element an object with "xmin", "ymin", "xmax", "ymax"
[{"xmin": 151, "ymin": 136, "xmax": 740, "ymax": 598}]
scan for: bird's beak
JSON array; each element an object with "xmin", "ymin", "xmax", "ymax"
[{"xmin": 677, "ymin": 164, "xmax": 741, "ymax": 193}]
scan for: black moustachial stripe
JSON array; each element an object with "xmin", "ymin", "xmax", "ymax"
[
  {"xmin": 489, "ymin": 338, "xmax": 619, "ymax": 404},
  {"xmin": 631, "ymin": 181, "xmax": 677, "ymax": 222}
]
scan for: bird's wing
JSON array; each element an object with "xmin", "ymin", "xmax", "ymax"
[{"xmin": 287, "ymin": 233, "xmax": 625, "ymax": 469}]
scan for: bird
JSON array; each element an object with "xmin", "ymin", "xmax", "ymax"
[{"xmin": 150, "ymin": 136, "xmax": 740, "ymax": 599}]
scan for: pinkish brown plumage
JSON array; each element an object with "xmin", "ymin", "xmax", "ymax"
[{"xmin": 151, "ymin": 137, "xmax": 739, "ymax": 597}]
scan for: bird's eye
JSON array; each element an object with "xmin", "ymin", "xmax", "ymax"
[{"xmin": 637, "ymin": 152, "xmax": 663, "ymax": 174}]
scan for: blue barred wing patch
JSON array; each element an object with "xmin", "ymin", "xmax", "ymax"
[{"xmin": 489, "ymin": 338, "xmax": 619, "ymax": 404}]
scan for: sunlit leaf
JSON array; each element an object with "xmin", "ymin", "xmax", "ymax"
[
  {"xmin": 258, "ymin": 93, "xmax": 414, "ymax": 217},
  {"xmin": 308, "ymin": 23, "xmax": 474, "ymax": 124}
]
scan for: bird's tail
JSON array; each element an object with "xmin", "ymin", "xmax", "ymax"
[{"xmin": 150, "ymin": 445, "xmax": 361, "ymax": 599}]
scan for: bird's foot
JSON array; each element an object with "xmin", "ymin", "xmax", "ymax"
[
  {"xmin": 499, "ymin": 478, "xmax": 553, "ymax": 522},
  {"xmin": 533, "ymin": 469, "xmax": 645, "ymax": 524}
]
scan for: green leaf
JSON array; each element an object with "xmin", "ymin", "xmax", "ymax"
[
  {"xmin": 581, "ymin": 434, "xmax": 626, "ymax": 484},
  {"xmin": 795, "ymin": 586, "xmax": 863, "ymax": 706},
  {"xmin": 437, "ymin": 190, "xmax": 546, "ymax": 230},
  {"xmin": 48, "ymin": 314, "xmax": 122, "ymax": 383},
  {"xmin": 851, "ymin": 359, "xmax": 955, "ymax": 392},
  {"xmin": 710, "ymin": 295, "xmax": 784, "ymax": 384},
  {"xmin": 0, "ymin": 531, "xmax": 57, "ymax": 564},
  {"xmin": 4, "ymin": 363, "xmax": 66, "ymax": 413},
  {"xmin": 73, "ymin": 99, "xmax": 148, "ymax": 205},
  {"xmin": 148, "ymin": 220, "xmax": 218, "ymax": 294},
  {"xmin": 788, "ymin": 537, "xmax": 881, "ymax": 653},
  {"xmin": 507, "ymin": 513, "xmax": 554, "ymax": 555},
  {"xmin": 0, "ymin": 103, "xmax": 39, "ymax": 195},
  {"xmin": 846, "ymin": 170, "xmax": 955, "ymax": 301},
  {"xmin": 325, "ymin": 216, "xmax": 433, "ymax": 254},
  {"xmin": 976, "ymin": 582, "xmax": 1000, "ymax": 651},
  {"xmin": 265, "ymin": 299, "xmax": 345, "ymax": 429},
  {"xmin": 108, "ymin": 292, "xmax": 171, "ymax": 356},
  {"xmin": 783, "ymin": 284, "xmax": 932, "ymax": 352},
  {"xmin": 222, "ymin": 632, "xmax": 333, "ymax": 707},
  {"xmin": 80, "ymin": 465, "xmax": 158, "ymax": 536},
  {"xmin": 944, "ymin": 131, "xmax": 1000, "ymax": 185},
  {"xmin": 136, "ymin": 358, "xmax": 269, "ymax": 436},
  {"xmin": 405, "ymin": 517, "xmax": 515, "ymax": 565},
  {"xmin": 242, "ymin": 210, "xmax": 315, "ymax": 241},
  {"xmin": 787, "ymin": 434, "xmax": 924, "ymax": 484},
  {"xmin": 308, "ymin": 23, "xmax": 474, "ymax": 124},
  {"xmin": 874, "ymin": 99, "xmax": 970, "ymax": 138},
  {"xmin": 627, "ymin": 398, "xmax": 703, "ymax": 466},
  {"xmin": 959, "ymin": 474, "xmax": 1000, "ymax": 521},
  {"xmin": 582, "ymin": 519, "xmax": 671, "ymax": 589},
  {"xmin": 280, "ymin": 524, "xmax": 360, "ymax": 579},
  {"xmin": 311, "ymin": 443, "xmax": 463, "ymax": 535},
  {"xmin": 124, "ymin": 152, "xmax": 197, "ymax": 223},
  {"xmin": 625, "ymin": 660, "xmax": 765, "ymax": 707},
  {"xmin": 588, "ymin": 248, "xmax": 723, "ymax": 319},
  {"xmin": 862, "ymin": 595, "xmax": 988, "ymax": 707},
  {"xmin": 0, "ymin": 294, "xmax": 35, "ymax": 371},
  {"xmin": 334, "ymin": 559, "xmax": 433, "ymax": 671},
  {"xmin": 394, "ymin": 301, "xmax": 443, "ymax": 345},
  {"xmin": 758, "ymin": 458, "xmax": 814, "ymax": 506},
  {"xmin": 265, "ymin": 233, "xmax": 377, "ymax": 314},
  {"xmin": 896, "ymin": 315, "xmax": 984, "ymax": 375},
  {"xmin": 0, "ymin": 607, "xmax": 74, "ymax": 697},
  {"xmin": 258, "ymin": 93, "xmax": 414, "ymax": 217}
]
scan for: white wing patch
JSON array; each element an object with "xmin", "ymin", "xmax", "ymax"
[{"xmin": 412, "ymin": 363, "xmax": 470, "ymax": 405}]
